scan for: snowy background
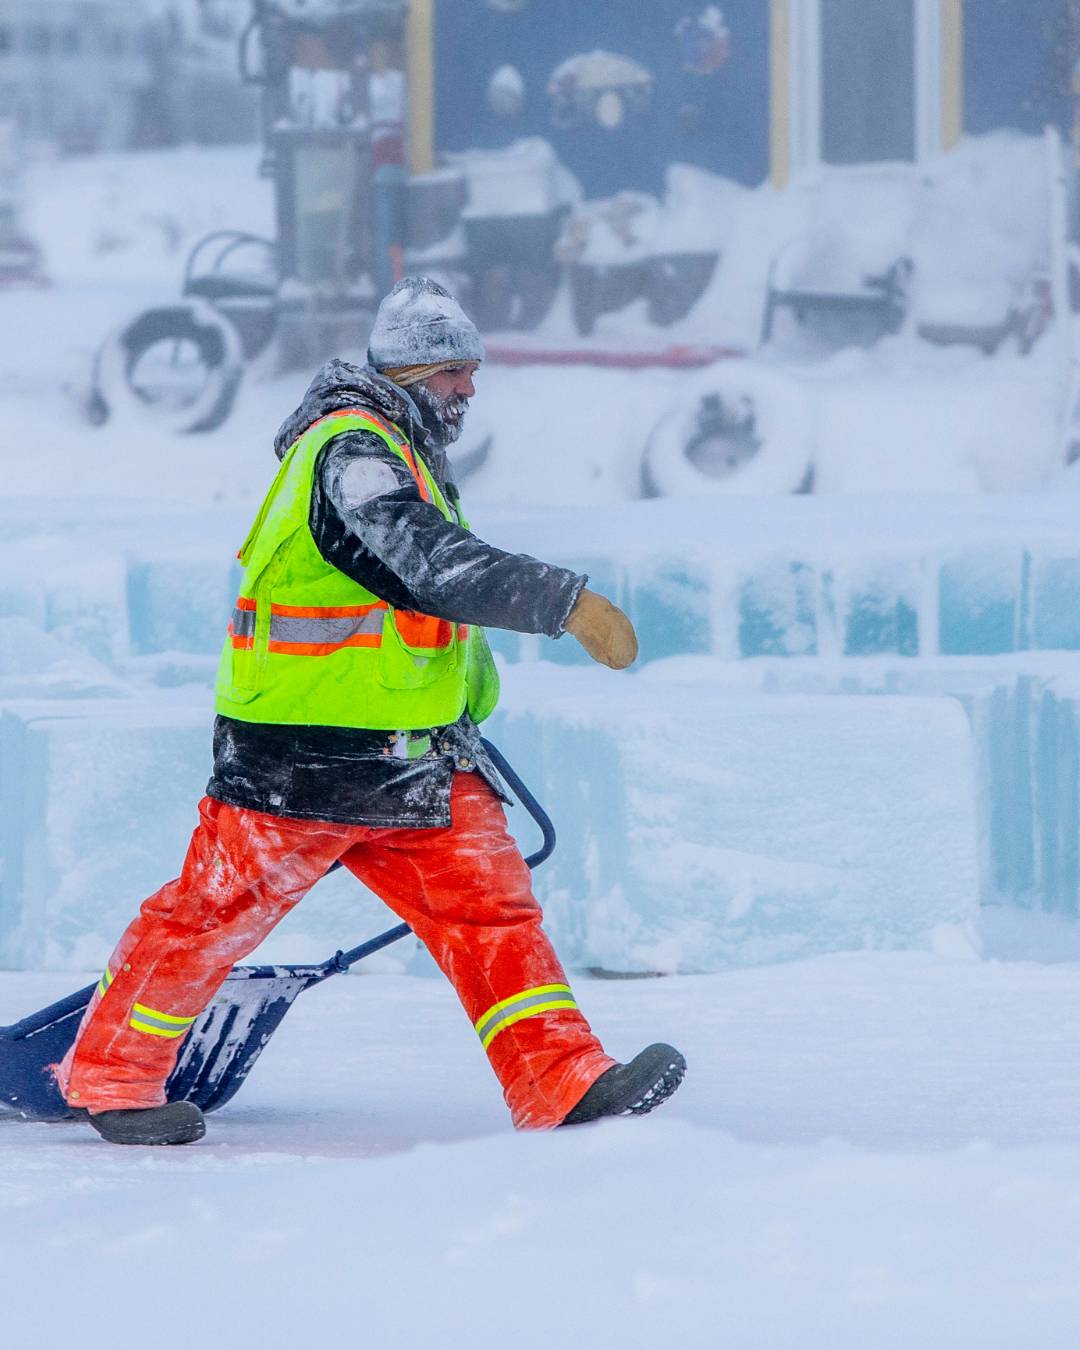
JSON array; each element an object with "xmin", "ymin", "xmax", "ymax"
[{"xmin": 4, "ymin": 1, "xmax": 1080, "ymax": 1345}]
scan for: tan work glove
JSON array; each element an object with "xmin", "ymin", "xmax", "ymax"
[{"xmin": 564, "ymin": 587, "xmax": 639, "ymax": 670}]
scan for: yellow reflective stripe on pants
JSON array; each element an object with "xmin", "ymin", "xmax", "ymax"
[
  {"xmin": 474, "ymin": 984, "xmax": 579, "ymax": 1051},
  {"xmin": 129, "ymin": 1003, "xmax": 197, "ymax": 1039},
  {"xmin": 96, "ymin": 966, "xmax": 114, "ymax": 999}
]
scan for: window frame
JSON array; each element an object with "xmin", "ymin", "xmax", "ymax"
[{"xmin": 786, "ymin": 0, "xmax": 943, "ymax": 177}]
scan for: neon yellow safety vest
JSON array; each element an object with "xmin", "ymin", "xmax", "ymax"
[{"xmin": 214, "ymin": 408, "xmax": 500, "ymax": 731}]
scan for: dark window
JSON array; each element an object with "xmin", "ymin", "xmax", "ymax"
[
  {"xmin": 60, "ymin": 27, "xmax": 80, "ymax": 57},
  {"xmin": 0, "ymin": 27, "xmax": 11, "ymax": 54},
  {"xmin": 820, "ymin": 0, "xmax": 915, "ymax": 165},
  {"xmin": 105, "ymin": 30, "xmax": 127, "ymax": 57},
  {"xmin": 963, "ymin": 0, "xmax": 1071, "ymax": 137}
]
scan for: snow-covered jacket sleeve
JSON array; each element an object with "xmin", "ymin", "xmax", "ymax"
[{"xmin": 310, "ymin": 431, "xmax": 587, "ymax": 639}]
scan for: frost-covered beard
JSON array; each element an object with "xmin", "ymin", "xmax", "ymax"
[{"xmin": 410, "ymin": 379, "xmax": 469, "ymax": 447}]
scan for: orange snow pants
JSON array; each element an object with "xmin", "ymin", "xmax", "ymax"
[{"xmin": 55, "ymin": 774, "xmax": 614, "ymax": 1129}]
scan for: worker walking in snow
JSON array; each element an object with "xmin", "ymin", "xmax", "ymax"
[{"xmin": 55, "ymin": 277, "xmax": 686, "ymax": 1145}]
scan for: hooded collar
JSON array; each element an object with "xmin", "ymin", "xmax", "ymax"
[
  {"xmin": 273, "ymin": 358, "xmax": 459, "ymax": 494},
  {"xmin": 273, "ymin": 359, "xmax": 431, "ymax": 460}
]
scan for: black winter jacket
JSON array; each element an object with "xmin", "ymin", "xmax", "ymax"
[{"xmin": 206, "ymin": 360, "xmax": 586, "ymax": 827}]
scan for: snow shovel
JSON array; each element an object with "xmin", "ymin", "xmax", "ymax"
[{"xmin": 0, "ymin": 739, "xmax": 555, "ymax": 1123}]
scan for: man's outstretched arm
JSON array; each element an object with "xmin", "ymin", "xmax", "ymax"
[{"xmin": 311, "ymin": 433, "xmax": 637, "ymax": 667}]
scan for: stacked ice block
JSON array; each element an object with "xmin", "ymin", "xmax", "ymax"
[
  {"xmin": 526, "ymin": 539, "xmax": 1080, "ymax": 665},
  {"xmin": 3, "ymin": 492, "xmax": 1080, "ymax": 971},
  {"xmin": 653, "ymin": 654, "xmax": 1080, "ymax": 928},
  {"xmin": 0, "ymin": 701, "xmax": 213, "ymax": 970},
  {"xmin": 487, "ymin": 669, "xmax": 978, "ymax": 974},
  {"xmin": 0, "ymin": 673, "xmax": 978, "ymax": 975},
  {"xmin": 4, "ymin": 497, "xmax": 1079, "ymax": 672}
]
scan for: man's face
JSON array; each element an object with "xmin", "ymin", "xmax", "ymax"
[{"xmin": 411, "ymin": 363, "xmax": 478, "ymax": 446}]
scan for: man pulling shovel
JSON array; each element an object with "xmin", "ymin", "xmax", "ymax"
[{"xmin": 55, "ymin": 277, "xmax": 686, "ymax": 1144}]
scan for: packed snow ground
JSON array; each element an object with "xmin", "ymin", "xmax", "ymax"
[{"xmin": 4, "ymin": 953, "xmax": 1080, "ymax": 1349}]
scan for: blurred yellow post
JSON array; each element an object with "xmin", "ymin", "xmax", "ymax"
[
  {"xmin": 770, "ymin": 0, "xmax": 791, "ymax": 188},
  {"xmin": 407, "ymin": 0, "xmax": 435, "ymax": 176},
  {"xmin": 940, "ymin": 0, "xmax": 964, "ymax": 150}
]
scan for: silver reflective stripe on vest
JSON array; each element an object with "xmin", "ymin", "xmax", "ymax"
[
  {"xmin": 231, "ymin": 606, "xmax": 386, "ymax": 647},
  {"xmin": 269, "ymin": 611, "xmax": 384, "ymax": 646}
]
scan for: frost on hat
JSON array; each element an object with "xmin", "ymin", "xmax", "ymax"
[{"xmin": 367, "ymin": 276, "xmax": 485, "ymax": 370}]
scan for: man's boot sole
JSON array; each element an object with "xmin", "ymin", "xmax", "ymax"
[
  {"xmin": 86, "ymin": 1101, "xmax": 206, "ymax": 1146},
  {"xmin": 615, "ymin": 1044, "xmax": 687, "ymax": 1117},
  {"xmin": 562, "ymin": 1043, "xmax": 687, "ymax": 1125}
]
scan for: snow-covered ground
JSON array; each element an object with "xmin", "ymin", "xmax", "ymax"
[{"xmin": 4, "ymin": 954, "xmax": 1080, "ymax": 1348}]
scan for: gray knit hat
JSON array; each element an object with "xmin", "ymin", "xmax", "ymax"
[{"xmin": 367, "ymin": 276, "xmax": 485, "ymax": 370}]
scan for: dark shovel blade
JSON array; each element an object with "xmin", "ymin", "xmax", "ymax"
[
  {"xmin": 0, "ymin": 966, "xmax": 321, "ymax": 1123},
  {"xmin": 0, "ymin": 983, "xmax": 97, "ymax": 1121},
  {"xmin": 164, "ymin": 965, "xmax": 320, "ymax": 1114}
]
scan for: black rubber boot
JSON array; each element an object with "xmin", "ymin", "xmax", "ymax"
[
  {"xmin": 561, "ymin": 1043, "xmax": 686, "ymax": 1126},
  {"xmin": 86, "ymin": 1101, "xmax": 206, "ymax": 1146}
]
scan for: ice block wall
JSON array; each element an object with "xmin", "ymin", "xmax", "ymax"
[
  {"xmin": 6, "ymin": 499, "xmax": 1079, "ymax": 673},
  {"xmin": 527, "ymin": 541, "xmax": 1080, "ymax": 664},
  {"xmin": 0, "ymin": 677, "xmax": 978, "ymax": 975},
  {"xmin": 674, "ymin": 655, "xmax": 1080, "ymax": 924},
  {"xmin": 3, "ymin": 493, "xmax": 1080, "ymax": 971},
  {"xmin": 487, "ymin": 671, "xmax": 977, "ymax": 973},
  {"xmin": 0, "ymin": 701, "xmax": 213, "ymax": 969}
]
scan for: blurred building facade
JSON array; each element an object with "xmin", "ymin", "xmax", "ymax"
[
  {"xmin": 423, "ymin": 0, "xmax": 1074, "ymax": 195},
  {"xmin": 0, "ymin": 1, "xmax": 155, "ymax": 153},
  {"xmin": 0, "ymin": 0, "xmax": 257, "ymax": 155},
  {"xmin": 1, "ymin": 1, "xmax": 1068, "ymax": 169}
]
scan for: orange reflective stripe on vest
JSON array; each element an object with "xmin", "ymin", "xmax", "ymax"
[
  {"xmin": 268, "ymin": 603, "xmax": 386, "ymax": 655},
  {"xmin": 229, "ymin": 599, "xmax": 459, "ymax": 657},
  {"xmin": 231, "ymin": 598, "xmax": 387, "ymax": 655},
  {"xmin": 393, "ymin": 610, "xmax": 454, "ymax": 649}
]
